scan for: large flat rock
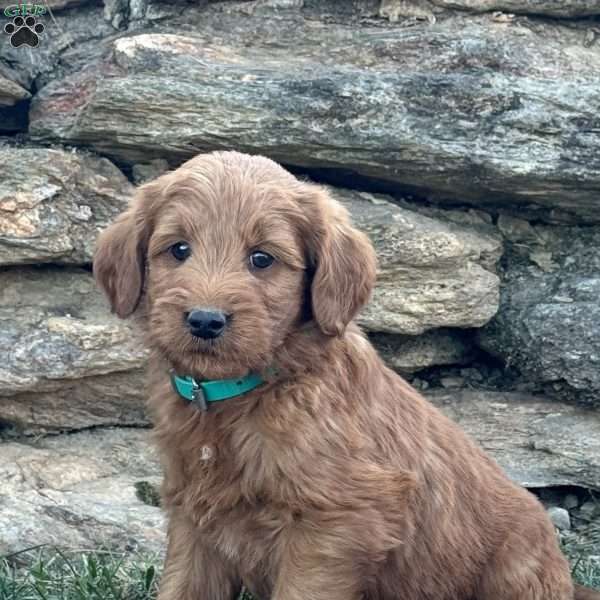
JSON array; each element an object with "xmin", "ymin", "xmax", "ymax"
[
  {"xmin": 335, "ymin": 188, "xmax": 502, "ymax": 334},
  {"xmin": 0, "ymin": 267, "xmax": 148, "ymax": 434},
  {"xmin": 431, "ymin": 0, "xmax": 600, "ymax": 17},
  {"xmin": 0, "ymin": 427, "xmax": 165, "ymax": 556},
  {"xmin": 428, "ymin": 389, "xmax": 600, "ymax": 491},
  {"xmin": 0, "ymin": 145, "xmax": 133, "ymax": 265},
  {"xmin": 28, "ymin": 6, "xmax": 600, "ymax": 223},
  {"xmin": 1, "ymin": 390, "xmax": 599, "ymax": 557}
]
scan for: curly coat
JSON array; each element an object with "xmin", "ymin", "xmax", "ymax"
[{"xmin": 94, "ymin": 151, "xmax": 597, "ymax": 600}]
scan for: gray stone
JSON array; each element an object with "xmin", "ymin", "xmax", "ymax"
[
  {"xmin": 371, "ymin": 329, "xmax": 475, "ymax": 373},
  {"xmin": 547, "ymin": 506, "xmax": 571, "ymax": 531},
  {"xmin": 564, "ymin": 494, "xmax": 579, "ymax": 510},
  {"xmin": 0, "ymin": 427, "xmax": 165, "ymax": 556},
  {"xmin": 411, "ymin": 378, "xmax": 430, "ymax": 390},
  {"xmin": 0, "ymin": 267, "xmax": 148, "ymax": 434},
  {"xmin": 379, "ymin": 0, "xmax": 437, "ymax": 22},
  {"xmin": 460, "ymin": 367, "xmax": 484, "ymax": 382},
  {"xmin": 430, "ymin": 0, "xmax": 600, "ymax": 17},
  {"xmin": 239, "ymin": 0, "xmax": 304, "ymax": 14},
  {"xmin": 27, "ymin": 9, "xmax": 600, "ymax": 223},
  {"xmin": 104, "ymin": 0, "xmax": 126, "ymax": 28},
  {"xmin": 496, "ymin": 214, "xmax": 541, "ymax": 245},
  {"xmin": 132, "ymin": 159, "xmax": 170, "ymax": 184},
  {"xmin": 0, "ymin": 75, "xmax": 30, "ymax": 107},
  {"xmin": 335, "ymin": 189, "xmax": 502, "ymax": 334},
  {"xmin": 440, "ymin": 376, "xmax": 465, "ymax": 388},
  {"xmin": 0, "ymin": 145, "xmax": 133, "ymax": 265},
  {"xmin": 428, "ymin": 389, "xmax": 600, "ymax": 491},
  {"xmin": 580, "ymin": 501, "xmax": 600, "ymax": 520},
  {"xmin": 103, "ymin": 0, "xmax": 141, "ymax": 28},
  {"xmin": 478, "ymin": 225, "xmax": 600, "ymax": 407}
]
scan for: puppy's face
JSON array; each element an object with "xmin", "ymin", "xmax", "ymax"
[
  {"xmin": 143, "ymin": 167, "xmax": 309, "ymax": 379},
  {"xmin": 94, "ymin": 152, "xmax": 376, "ymax": 379}
]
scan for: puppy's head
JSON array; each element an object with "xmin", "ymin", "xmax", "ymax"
[{"xmin": 94, "ymin": 152, "xmax": 376, "ymax": 379}]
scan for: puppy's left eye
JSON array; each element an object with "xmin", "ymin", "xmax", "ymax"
[
  {"xmin": 170, "ymin": 241, "xmax": 191, "ymax": 262},
  {"xmin": 249, "ymin": 251, "xmax": 275, "ymax": 270}
]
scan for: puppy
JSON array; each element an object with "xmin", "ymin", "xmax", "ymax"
[{"xmin": 94, "ymin": 151, "xmax": 596, "ymax": 600}]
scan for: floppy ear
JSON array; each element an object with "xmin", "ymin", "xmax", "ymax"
[
  {"xmin": 303, "ymin": 186, "xmax": 378, "ymax": 337},
  {"xmin": 93, "ymin": 184, "xmax": 156, "ymax": 318}
]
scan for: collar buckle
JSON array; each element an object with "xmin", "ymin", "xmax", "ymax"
[{"xmin": 190, "ymin": 379, "xmax": 208, "ymax": 411}]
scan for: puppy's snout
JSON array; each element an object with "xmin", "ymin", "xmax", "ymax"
[{"xmin": 186, "ymin": 308, "xmax": 228, "ymax": 339}]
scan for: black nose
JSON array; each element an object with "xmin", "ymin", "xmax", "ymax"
[{"xmin": 186, "ymin": 308, "xmax": 228, "ymax": 339}]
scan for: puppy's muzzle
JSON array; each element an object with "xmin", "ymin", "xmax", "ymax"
[{"xmin": 186, "ymin": 308, "xmax": 229, "ymax": 339}]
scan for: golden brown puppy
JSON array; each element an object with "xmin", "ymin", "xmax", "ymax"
[{"xmin": 94, "ymin": 151, "xmax": 597, "ymax": 600}]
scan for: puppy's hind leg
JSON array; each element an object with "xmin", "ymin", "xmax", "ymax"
[
  {"xmin": 158, "ymin": 513, "xmax": 241, "ymax": 600},
  {"xmin": 476, "ymin": 527, "xmax": 573, "ymax": 600}
]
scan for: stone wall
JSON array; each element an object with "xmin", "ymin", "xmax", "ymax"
[{"xmin": 1, "ymin": 0, "xmax": 600, "ymax": 556}]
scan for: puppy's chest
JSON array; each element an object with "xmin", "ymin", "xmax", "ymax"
[
  {"xmin": 181, "ymin": 423, "xmax": 296, "ymax": 587},
  {"xmin": 181, "ymin": 400, "xmax": 323, "ymax": 504},
  {"xmin": 183, "ymin": 420, "xmax": 297, "ymax": 505}
]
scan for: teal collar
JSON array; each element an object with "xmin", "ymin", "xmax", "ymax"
[{"xmin": 170, "ymin": 370, "xmax": 265, "ymax": 411}]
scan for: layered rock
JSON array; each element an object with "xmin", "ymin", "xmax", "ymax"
[
  {"xmin": 0, "ymin": 75, "xmax": 30, "ymax": 107},
  {"xmin": 3, "ymin": 390, "xmax": 599, "ymax": 557},
  {"xmin": 335, "ymin": 188, "xmax": 502, "ymax": 334},
  {"xmin": 0, "ymin": 267, "xmax": 148, "ymax": 434},
  {"xmin": 0, "ymin": 145, "xmax": 133, "ymax": 265},
  {"xmin": 370, "ymin": 329, "xmax": 475, "ymax": 373},
  {"xmin": 0, "ymin": 181, "xmax": 501, "ymax": 433},
  {"xmin": 430, "ymin": 0, "xmax": 600, "ymax": 17},
  {"xmin": 0, "ymin": 427, "xmax": 165, "ymax": 556},
  {"xmin": 478, "ymin": 224, "xmax": 600, "ymax": 407},
  {"xmin": 28, "ymin": 8, "xmax": 600, "ymax": 223},
  {"xmin": 428, "ymin": 390, "xmax": 600, "ymax": 490}
]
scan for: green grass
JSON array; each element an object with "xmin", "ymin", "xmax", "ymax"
[
  {"xmin": 0, "ymin": 548, "xmax": 256, "ymax": 600},
  {"xmin": 573, "ymin": 558, "xmax": 600, "ymax": 590},
  {"xmin": 562, "ymin": 521, "xmax": 600, "ymax": 591},
  {"xmin": 0, "ymin": 549, "xmax": 158, "ymax": 600},
  {"xmin": 0, "ymin": 545, "xmax": 597, "ymax": 600}
]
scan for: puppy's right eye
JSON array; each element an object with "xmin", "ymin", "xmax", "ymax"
[{"xmin": 170, "ymin": 241, "xmax": 191, "ymax": 262}]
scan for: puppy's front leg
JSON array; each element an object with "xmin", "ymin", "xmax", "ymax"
[
  {"xmin": 272, "ymin": 521, "xmax": 373, "ymax": 600},
  {"xmin": 272, "ymin": 465, "xmax": 413, "ymax": 600},
  {"xmin": 158, "ymin": 512, "xmax": 240, "ymax": 600}
]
